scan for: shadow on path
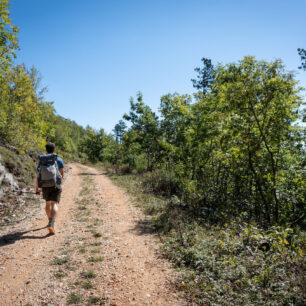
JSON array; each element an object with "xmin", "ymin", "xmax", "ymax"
[
  {"xmin": 0, "ymin": 226, "xmax": 51, "ymax": 247},
  {"xmin": 78, "ymin": 172, "xmax": 103, "ymax": 176},
  {"xmin": 130, "ymin": 219, "xmax": 155, "ymax": 236}
]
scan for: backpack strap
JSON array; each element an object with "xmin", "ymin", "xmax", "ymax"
[{"xmin": 54, "ymin": 157, "xmax": 63, "ymax": 188}]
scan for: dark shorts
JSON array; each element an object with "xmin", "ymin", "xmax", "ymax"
[{"xmin": 42, "ymin": 187, "xmax": 62, "ymax": 203}]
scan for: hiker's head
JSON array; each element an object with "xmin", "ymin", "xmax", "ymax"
[{"xmin": 46, "ymin": 142, "xmax": 55, "ymax": 153}]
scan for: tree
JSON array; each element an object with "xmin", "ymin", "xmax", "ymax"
[
  {"xmin": 191, "ymin": 57, "xmax": 214, "ymax": 94},
  {"xmin": 189, "ymin": 57, "xmax": 304, "ymax": 224},
  {"xmin": 123, "ymin": 92, "xmax": 161, "ymax": 171},
  {"xmin": 113, "ymin": 119, "xmax": 126, "ymax": 144},
  {"xmin": 298, "ymin": 48, "xmax": 306, "ymax": 70},
  {"xmin": 159, "ymin": 93, "xmax": 193, "ymax": 169},
  {"xmin": 0, "ymin": 65, "xmax": 48, "ymax": 151},
  {"xmin": 0, "ymin": 1, "xmax": 89, "ymax": 159},
  {"xmin": 27, "ymin": 65, "xmax": 48, "ymax": 101},
  {"xmin": 79, "ymin": 127, "xmax": 107, "ymax": 162},
  {"xmin": 0, "ymin": 0, "xmax": 19, "ymax": 71}
]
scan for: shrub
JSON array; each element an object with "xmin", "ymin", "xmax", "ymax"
[
  {"xmin": 141, "ymin": 169, "xmax": 179, "ymax": 197},
  {"xmin": 162, "ymin": 222, "xmax": 305, "ymax": 305}
]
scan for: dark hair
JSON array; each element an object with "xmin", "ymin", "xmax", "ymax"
[{"xmin": 46, "ymin": 142, "xmax": 55, "ymax": 153}]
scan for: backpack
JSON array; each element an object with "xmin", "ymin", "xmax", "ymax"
[{"xmin": 38, "ymin": 153, "xmax": 62, "ymax": 188}]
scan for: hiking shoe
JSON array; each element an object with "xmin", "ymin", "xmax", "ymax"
[{"xmin": 48, "ymin": 218, "xmax": 55, "ymax": 235}]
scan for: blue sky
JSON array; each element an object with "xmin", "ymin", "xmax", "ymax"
[{"xmin": 10, "ymin": 0, "xmax": 306, "ymax": 133}]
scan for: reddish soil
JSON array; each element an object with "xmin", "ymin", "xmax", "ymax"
[{"xmin": 0, "ymin": 164, "xmax": 186, "ymax": 305}]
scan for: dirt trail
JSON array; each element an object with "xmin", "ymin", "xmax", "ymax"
[{"xmin": 0, "ymin": 164, "xmax": 185, "ymax": 306}]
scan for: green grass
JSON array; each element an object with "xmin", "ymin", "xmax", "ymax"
[
  {"xmin": 67, "ymin": 292, "xmax": 82, "ymax": 304},
  {"xmin": 67, "ymin": 266, "xmax": 77, "ymax": 271},
  {"xmin": 91, "ymin": 242, "xmax": 102, "ymax": 246},
  {"xmin": 81, "ymin": 270, "xmax": 96, "ymax": 279},
  {"xmin": 53, "ymin": 256, "xmax": 69, "ymax": 265},
  {"xmin": 88, "ymin": 256, "xmax": 104, "ymax": 263},
  {"xmin": 91, "ymin": 249, "xmax": 100, "ymax": 253},
  {"xmin": 55, "ymin": 272, "xmax": 67, "ymax": 279},
  {"xmin": 93, "ymin": 218, "xmax": 100, "ymax": 224},
  {"xmin": 80, "ymin": 186, "xmax": 90, "ymax": 196},
  {"xmin": 75, "ymin": 198, "xmax": 91, "ymax": 205},
  {"xmin": 61, "ymin": 248, "xmax": 73, "ymax": 255},
  {"xmin": 82, "ymin": 281, "xmax": 94, "ymax": 289},
  {"xmin": 79, "ymin": 247, "xmax": 86, "ymax": 253},
  {"xmin": 87, "ymin": 296, "xmax": 102, "ymax": 304},
  {"xmin": 92, "ymin": 232, "xmax": 102, "ymax": 238},
  {"xmin": 75, "ymin": 215, "xmax": 89, "ymax": 223}
]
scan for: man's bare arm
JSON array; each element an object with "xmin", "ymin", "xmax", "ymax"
[{"xmin": 60, "ymin": 168, "xmax": 64, "ymax": 178}]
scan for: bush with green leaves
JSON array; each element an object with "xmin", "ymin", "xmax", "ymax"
[
  {"xmin": 158, "ymin": 57, "xmax": 305, "ymax": 227},
  {"xmin": 162, "ymin": 222, "xmax": 305, "ymax": 305}
]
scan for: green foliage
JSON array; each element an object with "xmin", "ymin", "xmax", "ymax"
[
  {"xmin": 112, "ymin": 56, "xmax": 304, "ymax": 227},
  {"xmin": 191, "ymin": 57, "xmax": 214, "ymax": 94},
  {"xmin": 141, "ymin": 169, "xmax": 179, "ymax": 197},
  {"xmin": 54, "ymin": 271, "xmax": 66, "ymax": 279},
  {"xmin": 123, "ymin": 92, "xmax": 161, "ymax": 171},
  {"xmin": 0, "ymin": 1, "xmax": 90, "ymax": 161},
  {"xmin": 162, "ymin": 223, "xmax": 304, "ymax": 305},
  {"xmin": 92, "ymin": 231, "xmax": 101, "ymax": 238},
  {"xmin": 87, "ymin": 296, "xmax": 102, "ymax": 304},
  {"xmin": 187, "ymin": 57, "xmax": 304, "ymax": 225},
  {"xmin": 87, "ymin": 256, "xmax": 104, "ymax": 262},
  {"xmin": 53, "ymin": 256, "xmax": 70, "ymax": 265},
  {"xmin": 110, "ymin": 171, "xmax": 305, "ymax": 305},
  {"xmin": 298, "ymin": 48, "xmax": 306, "ymax": 70},
  {"xmin": 113, "ymin": 119, "xmax": 126, "ymax": 143},
  {"xmin": 0, "ymin": 0, "xmax": 19, "ymax": 70},
  {"xmin": 0, "ymin": 65, "xmax": 49, "ymax": 151},
  {"xmin": 0, "ymin": 146, "xmax": 36, "ymax": 187},
  {"xmin": 0, "ymin": 63, "xmax": 88, "ymax": 159},
  {"xmin": 78, "ymin": 127, "xmax": 117, "ymax": 163},
  {"xmin": 67, "ymin": 293, "xmax": 82, "ymax": 305},
  {"xmin": 82, "ymin": 281, "xmax": 94, "ymax": 289},
  {"xmin": 81, "ymin": 270, "xmax": 96, "ymax": 279},
  {"xmin": 106, "ymin": 57, "xmax": 305, "ymax": 303}
]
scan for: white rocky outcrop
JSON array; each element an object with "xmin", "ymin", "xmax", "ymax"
[{"xmin": 0, "ymin": 153, "xmax": 19, "ymax": 198}]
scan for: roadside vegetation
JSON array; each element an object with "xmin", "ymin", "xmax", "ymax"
[
  {"xmin": 100, "ymin": 55, "xmax": 305, "ymax": 304},
  {"xmin": 108, "ymin": 171, "xmax": 305, "ymax": 305}
]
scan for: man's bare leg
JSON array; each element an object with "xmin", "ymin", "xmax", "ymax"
[
  {"xmin": 45, "ymin": 201, "xmax": 52, "ymax": 219},
  {"xmin": 46, "ymin": 201, "xmax": 58, "ymax": 234}
]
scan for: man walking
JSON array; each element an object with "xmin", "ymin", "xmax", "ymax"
[{"xmin": 36, "ymin": 142, "xmax": 64, "ymax": 235}]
